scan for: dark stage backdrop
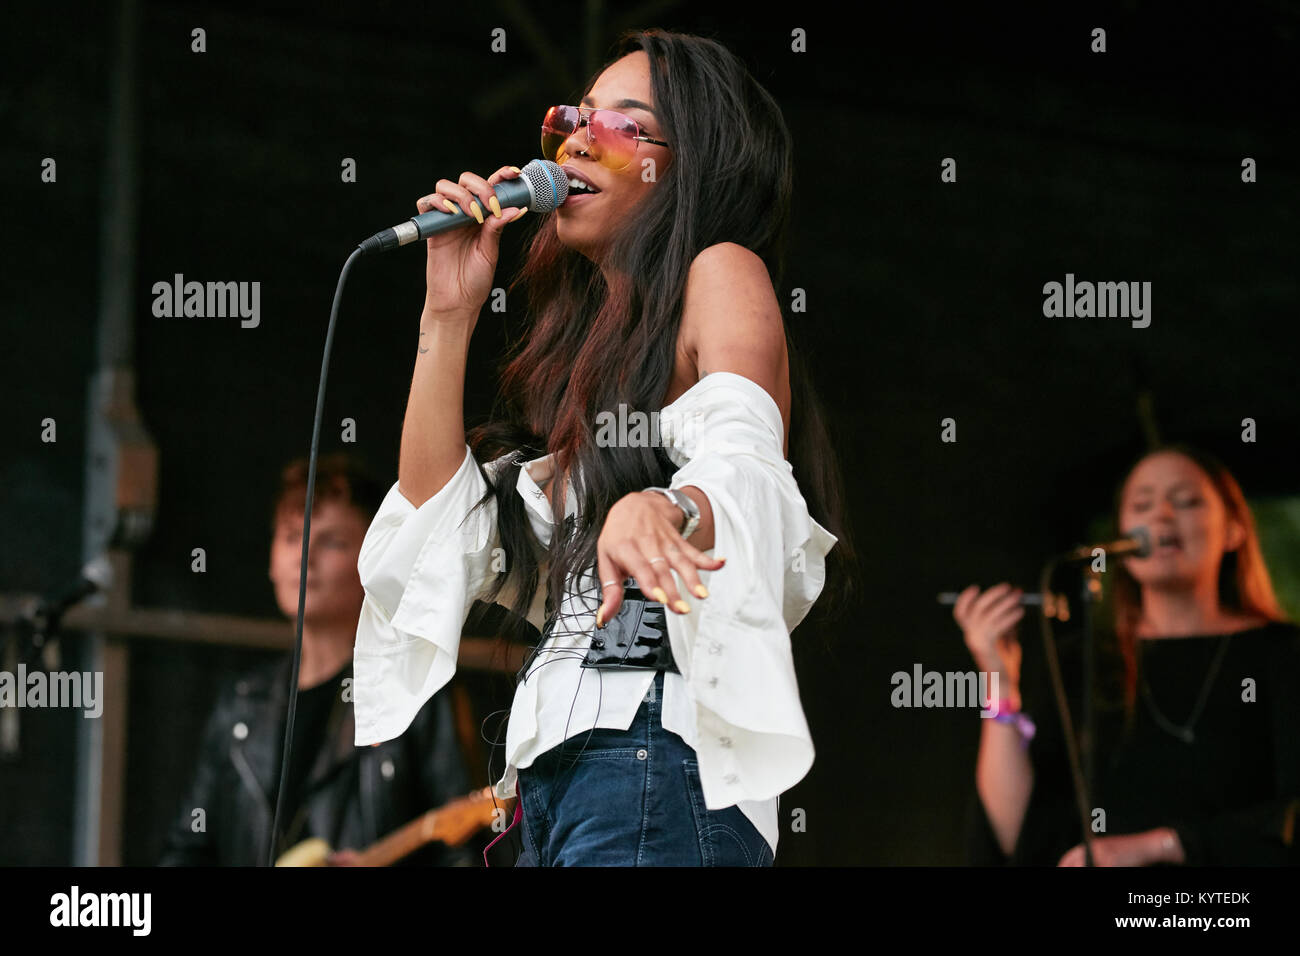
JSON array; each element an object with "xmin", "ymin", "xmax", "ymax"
[{"xmin": 2, "ymin": 1, "xmax": 1297, "ymax": 865}]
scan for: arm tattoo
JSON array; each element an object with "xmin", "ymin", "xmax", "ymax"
[{"xmin": 418, "ymin": 331, "xmax": 429, "ymax": 354}]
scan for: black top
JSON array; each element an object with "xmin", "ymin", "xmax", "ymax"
[
  {"xmin": 965, "ymin": 620, "xmax": 1300, "ymax": 865},
  {"xmin": 277, "ymin": 662, "xmax": 349, "ymax": 842}
]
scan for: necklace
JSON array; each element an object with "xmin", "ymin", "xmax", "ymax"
[{"xmin": 1139, "ymin": 635, "xmax": 1232, "ymax": 744}]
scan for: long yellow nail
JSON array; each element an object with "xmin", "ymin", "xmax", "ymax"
[
  {"xmin": 673, "ymin": 599, "xmax": 691, "ymax": 614},
  {"xmin": 509, "ymin": 166, "xmax": 522, "ymax": 173},
  {"xmin": 694, "ymin": 585, "xmax": 709, "ymax": 599},
  {"xmin": 652, "ymin": 587, "xmax": 669, "ymax": 603},
  {"xmin": 595, "ymin": 607, "xmax": 605, "ymax": 628},
  {"xmin": 488, "ymin": 196, "xmax": 501, "ymax": 218},
  {"xmin": 469, "ymin": 200, "xmax": 484, "ymax": 224},
  {"xmin": 510, "ymin": 207, "xmax": 527, "ymax": 222},
  {"xmin": 442, "ymin": 198, "xmax": 457, "ymax": 214}
]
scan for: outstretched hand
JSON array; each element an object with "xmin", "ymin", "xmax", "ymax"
[{"xmin": 595, "ymin": 491, "xmax": 725, "ymax": 627}]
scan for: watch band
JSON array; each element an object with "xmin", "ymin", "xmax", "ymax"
[{"xmin": 644, "ymin": 486, "xmax": 700, "ymax": 540}]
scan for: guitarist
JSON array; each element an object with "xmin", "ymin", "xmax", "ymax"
[{"xmin": 159, "ymin": 453, "xmax": 476, "ymax": 867}]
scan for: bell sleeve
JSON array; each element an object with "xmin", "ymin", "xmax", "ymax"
[
  {"xmin": 352, "ymin": 445, "xmax": 507, "ymax": 746},
  {"xmin": 657, "ymin": 371, "xmax": 839, "ymax": 809}
]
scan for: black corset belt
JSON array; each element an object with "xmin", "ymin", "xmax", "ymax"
[
  {"xmin": 516, "ymin": 577, "xmax": 680, "ymax": 687},
  {"xmin": 581, "ymin": 577, "xmax": 680, "ymax": 674}
]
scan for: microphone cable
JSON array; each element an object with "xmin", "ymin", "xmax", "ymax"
[
  {"xmin": 266, "ymin": 246, "xmax": 362, "ymax": 866},
  {"xmin": 271, "ymin": 161, "xmax": 562, "ymax": 864}
]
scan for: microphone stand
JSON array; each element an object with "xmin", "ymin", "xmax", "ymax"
[
  {"xmin": 1079, "ymin": 564, "xmax": 1103, "ymax": 866},
  {"xmin": 1037, "ymin": 530, "xmax": 1150, "ymax": 866},
  {"xmin": 1037, "ymin": 554, "xmax": 1097, "ymax": 867}
]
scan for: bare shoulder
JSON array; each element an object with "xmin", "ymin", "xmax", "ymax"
[
  {"xmin": 680, "ymin": 242, "xmax": 790, "ymax": 455},
  {"xmin": 682, "ymin": 242, "xmax": 779, "ymax": 327},
  {"xmin": 681, "ymin": 242, "xmax": 784, "ymax": 358},
  {"xmin": 689, "ymin": 240, "xmax": 769, "ymax": 274}
]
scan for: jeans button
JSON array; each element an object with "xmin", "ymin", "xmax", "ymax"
[{"xmin": 636, "ymin": 748, "xmax": 648, "ymax": 760}]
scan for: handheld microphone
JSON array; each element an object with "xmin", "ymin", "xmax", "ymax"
[
  {"xmin": 936, "ymin": 589, "xmax": 1072, "ymax": 620},
  {"xmin": 937, "ymin": 591, "xmax": 1050, "ymax": 606},
  {"xmin": 1060, "ymin": 527, "xmax": 1152, "ymax": 563},
  {"xmin": 357, "ymin": 158, "xmax": 570, "ymax": 256}
]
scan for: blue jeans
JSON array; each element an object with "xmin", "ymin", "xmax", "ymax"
[{"xmin": 514, "ymin": 670, "xmax": 774, "ymax": 866}]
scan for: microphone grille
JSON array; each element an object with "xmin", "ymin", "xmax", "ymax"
[
  {"xmin": 521, "ymin": 159, "xmax": 569, "ymax": 213},
  {"xmin": 1129, "ymin": 526, "xmax": 1152, "ymax": 557}
]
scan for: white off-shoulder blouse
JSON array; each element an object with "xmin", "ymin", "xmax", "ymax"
[{"xmin": 351, "ymin": 370, "xmax": 839, "ymax": 855}]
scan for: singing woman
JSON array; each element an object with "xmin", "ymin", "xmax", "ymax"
[
  {"xmin": 956, "ymin": 444, "xmax": 1299, "ymax": 865},
  {"xmin": 350, "ymin": 29, "xmax": 853, "ymax": 866}
]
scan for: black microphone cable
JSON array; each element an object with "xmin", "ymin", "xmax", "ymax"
[
  {"xmin": 266, "ymin": 246, "xmax": 362, "ymax": 867},
  {"xmin": 268, "ymin": 160, "xmax": 565, "ymax": 864}
]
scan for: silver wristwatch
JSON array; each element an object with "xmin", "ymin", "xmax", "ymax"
[{"xmin": 644, "ymin": 486, "xmax": 700, "ymax": 540}]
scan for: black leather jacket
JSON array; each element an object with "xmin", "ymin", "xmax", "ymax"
[{"xmin": 159, "ymin": 655, "xmax": 475, "ymax": 866}]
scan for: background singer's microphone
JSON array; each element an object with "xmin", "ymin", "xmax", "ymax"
[
  {"xmin": 1060, "ymin": 526, "xmax": 1152, "ymax": 563},
  {"xmin": 357, "ymin": 158, "xmax": 570, "ymax": 255}
]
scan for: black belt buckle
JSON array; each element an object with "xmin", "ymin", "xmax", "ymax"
[{"xmin": 581, "ymin": 577, "xmax": 679, "ymax": 674}]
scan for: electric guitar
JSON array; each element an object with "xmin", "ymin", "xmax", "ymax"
[{"xmin": 275, "ymin": 785, "xmax": 513, "ymax": 866}]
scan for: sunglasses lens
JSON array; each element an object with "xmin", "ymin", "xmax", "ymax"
[
  {"xmin": 589, "ymin": 111, "xmax": 639, "ymax": 171},
  {"xmin": 540, "ymin": 106, "xmax": 645, "ymax": 171},
  {"xmin": 540, "ymin": 106, "xmax": 579, "ymax": 162}
]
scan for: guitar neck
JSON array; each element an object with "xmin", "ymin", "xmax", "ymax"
[
  {"xmin": 354, "ymin": 810, "xmax": 440, "ymax": 868},
  {"xmin": 353, "ymin": 786, "xmax": 500, "ymax": 867}
]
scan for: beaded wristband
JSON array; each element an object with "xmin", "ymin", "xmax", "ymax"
[{"xmin": 987, "ymin": 697, "xmax": 1036, "ymax": 747}]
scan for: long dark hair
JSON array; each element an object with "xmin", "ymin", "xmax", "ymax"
[
  {"xmin": 1106, "ymin": 443, "xmax": 1287, "ymax": 715},
  {"xmin": 465, "ymin": 29, "xmax": 857, "ymax": 648}
]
